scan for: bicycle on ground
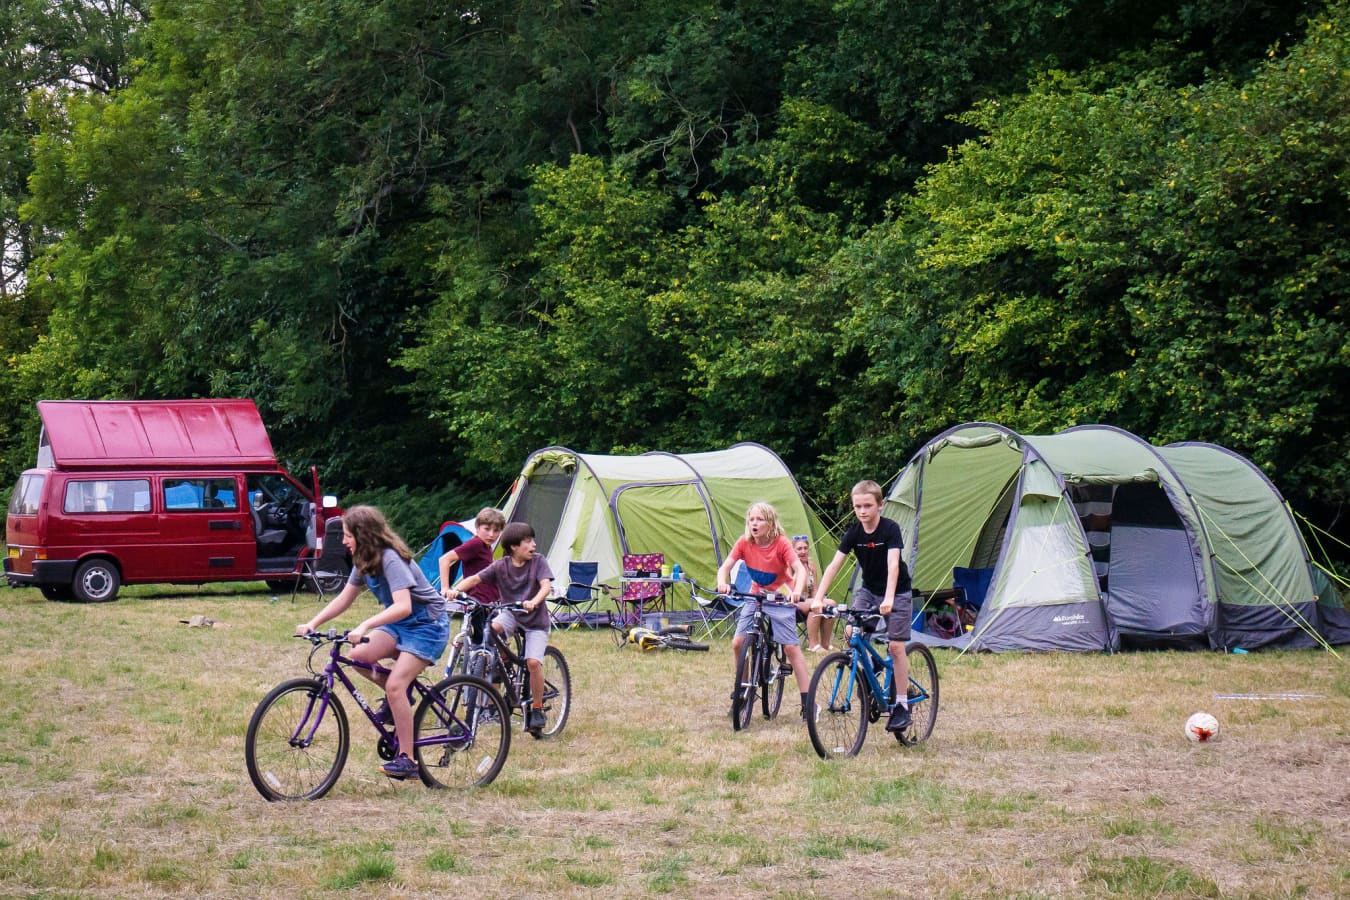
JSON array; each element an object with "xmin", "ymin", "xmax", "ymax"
[
  {"xmin": 619, "ymin": 622, "xmax": 710, "ymax": 652},
  {"xmin": 444, "ymin": 597, "xmax": 572, "ymax": 739},
  {"xmin": 727, "ymin": 588, "xmax": 796, "ymax": 732},
  {"xmin": 245, "ymin": 628, "xmax": 511, "ymax": 800},
  {"xmin": 805, "ymin": 605, "xmax": 939, "ymax": 758}
]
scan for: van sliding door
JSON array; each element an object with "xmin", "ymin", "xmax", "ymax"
[{"xmin": 157, "ymin": 475, "xmax": 253, "ymax": 580}]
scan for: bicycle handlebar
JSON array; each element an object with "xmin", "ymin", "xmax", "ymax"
[
  {"xmin": 296, "ymin": 629, "xmax": 370, "ymax": 645},
  {"xmin": 447, "ymin": 596, "xmax": 529, "ymax": 616},
  {"xmin": 684, "ymin": 576, "xmax": 797, "ymax": 606}
]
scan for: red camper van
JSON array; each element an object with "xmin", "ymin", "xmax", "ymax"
[{"xmin": 4, "ymin": 399, "xmax": 343, "ymax": 602}]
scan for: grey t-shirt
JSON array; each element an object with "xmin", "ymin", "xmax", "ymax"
[
  {"xmin": 349, "ymin": 547, "xmax": 446, "ymax": 620},
  {"xmin": 477, "ymin": 554, "xmax": 554, "ymax": 630}
]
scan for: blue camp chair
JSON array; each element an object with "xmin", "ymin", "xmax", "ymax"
[
  {"xmin": 693, "ymin": 560, "xmax": 750, "ymax": 639},
  {"xmin": 952, "ymin": 567, "xmax": 994, "ymax": 611},
  {"xmin": 549, "ymin": 561, "xmax": 611, "ymax": 629}
]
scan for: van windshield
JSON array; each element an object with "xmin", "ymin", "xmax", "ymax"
[{"xmin": 8, "ymin": 474, "xmax": 45, "ymax": 516}]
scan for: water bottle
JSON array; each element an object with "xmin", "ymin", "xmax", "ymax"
[{"xmin": 671, "ymin": 563, "xmax": 682, "ymax": 582}]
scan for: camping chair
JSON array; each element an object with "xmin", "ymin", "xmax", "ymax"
[
  {"xmin": 549, "ymin": 561, "xmax": 612, "ymax": 629},
  {"xmin": 291, "ymin": 516, "xmax": 350, "ymax": 603},
  {"xmin": 694, "ymin": 585, "xmax": 743, "ymax": 639},
  {"xmin": 618, "ymin": 552, "xmax": 665, "ymax": 627}
]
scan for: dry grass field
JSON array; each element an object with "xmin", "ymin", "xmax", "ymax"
[{"xmin": 0, "ymin": 584, "xmax": 1347, "ymax": 898}]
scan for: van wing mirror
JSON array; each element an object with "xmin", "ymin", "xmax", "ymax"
[{"xmin": 322, "ymin": 495, "xmax": 338, "ymax": 509}]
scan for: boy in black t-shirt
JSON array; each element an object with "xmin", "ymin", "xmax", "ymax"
[{"xmin": 810, "ymin": 480, "xmax": 914, "ymax": 733}]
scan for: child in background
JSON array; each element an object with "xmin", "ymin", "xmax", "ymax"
[
  {"xmin": 794, "ymin": 535, "xmax": 830, "ymax": 653},
  {"xmin": 439, "ymin": 507, "xmax": 505, "ymax": 602}
]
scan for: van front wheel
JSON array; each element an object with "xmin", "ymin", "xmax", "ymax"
[{"xmin": 72, "ymin": 559, "xmax": 120, "ymax": 603}]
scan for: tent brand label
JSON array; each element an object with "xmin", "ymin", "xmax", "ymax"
[{"xmin": 1052, "ymin": 613, "xmax": 1088, "ymax": 626}]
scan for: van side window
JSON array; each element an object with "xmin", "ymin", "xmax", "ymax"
[
  {"xmin": 163, "ymin": 478, "xmax": 239, "ymax": 511},
  {"xmin": 63, "ymin": 479, "xmax": 152, "ymax": 514},
  {"xmin": 9, "ymin": 474, "xmax": 46, "ymax": 515}
]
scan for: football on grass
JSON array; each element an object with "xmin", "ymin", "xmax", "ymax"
[{"xmin": 1185, "ymin": 711, "xmax": 1220, "ymax": 743}]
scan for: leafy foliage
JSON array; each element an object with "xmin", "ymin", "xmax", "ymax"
[{"xmin": 2, "ymin": 0, "xmax": 1345, "ymax": 556}]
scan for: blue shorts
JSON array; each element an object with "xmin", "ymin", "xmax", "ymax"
[
  {"xmin": 376, "ymin": 605, "xmax": 450, "ymax": 664},
  {"xmin": 734, "ymin": 598, "xmax": 801, "ymax": 646},
  {"xmin": 852, "ymin": 587, "xmax": 913, "ymax": 642}
]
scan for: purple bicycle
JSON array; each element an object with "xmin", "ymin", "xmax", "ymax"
[{"xmin": 244, "ymin": 629, "xmax": 511, "ymax": 800}]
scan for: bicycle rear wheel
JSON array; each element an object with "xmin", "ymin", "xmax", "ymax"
[
  {"xmin": 896, "ymin": 643, "xmax": 939, "ymax": 746},
  {"xmin": 761, "ymin": 641, "xmax": 785, "ymax": 720},
  {"xmin": 530, "ymin": 647, "xmax": 572, "ymax": 739},
  {"xmin": 664, "ymin": 636, "xmax": 710, "ymax": 651},
  {"xmin": 731, "ymin": 636, "xmax": 758, "ymax": 731},
  {"xmin": 806, "ymin": 652, "xmax": 868, "ymax": 759},
  {"xmin": 245, "ymin": 677, "xmax": 349, "ymax": 801},
  {"xmin": 415, "ymin": 675, "xmax": 510, "ymax": 788}
]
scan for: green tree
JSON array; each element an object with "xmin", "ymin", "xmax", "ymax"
[{"xmin": 831, "ymin": 3, "xmax": 1349, "ymax": 512}]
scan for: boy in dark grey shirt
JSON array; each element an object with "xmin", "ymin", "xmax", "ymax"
[{"xmin": 449, "ymin": 522, "xmax": 554, "ymax": 732}]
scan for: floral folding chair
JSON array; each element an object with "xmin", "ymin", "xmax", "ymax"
[{"xmin": 618, "ymin": 552, "xmax": 665, "ymax": 627}]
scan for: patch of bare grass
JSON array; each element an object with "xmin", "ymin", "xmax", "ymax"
[{"xmin": 0, "ymin": 586, "xmax": 1346, "ymax": 897}]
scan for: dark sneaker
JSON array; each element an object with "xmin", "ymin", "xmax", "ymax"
[
  {"xmin": 778, "ymin": 663, "xmax": 793, "ymax": 678},
  {"xmin": 374, "ymin": 700, "xmax": 395, "ymax": 726},
  {"xmin": 380, "ymin": 753, "xmax": 417, "ymax": 779},
  {"xmin": 886, "ymin": 703, "xmax": 911, "ymax": 733},
  {"xmin": 527, "ymin": 708, "xmax": 547, "ymax": 732}
]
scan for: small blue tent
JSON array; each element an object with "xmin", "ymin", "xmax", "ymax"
[{"xmin": 417, "ymin": 520, "xmax": 475, "ymax": 587}]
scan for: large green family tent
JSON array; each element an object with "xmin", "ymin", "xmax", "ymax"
[
  {"xmin": 501, "ymin": 443, "xmax": 832, "ymax": 596},
  {"xmin": 887, "ymin": 423, "xmax": 1348, "ymax": 652}
]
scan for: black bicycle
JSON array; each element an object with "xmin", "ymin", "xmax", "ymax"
[
  {"xmin": 730, "ymin": 591, "xmax": 794, "ymax": 731},
  {"xmin": 245, "ymin": 629, "xmax": 511, "ymax": 799},
  {"xmin": 444, "ymin": 597, "xmax": 572, "ymax": 739}
]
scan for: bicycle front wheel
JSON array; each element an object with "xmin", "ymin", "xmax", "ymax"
[
  {"xmin": 532, "ymin": 647, "xmax": 572, "ymax": 739},
  {"xmin": 245, "ymin": 677, "xmax": 349, "ymax": 801},
  {"xmin": 761, "ymin": 642, "xmax": 785, "ymax": 721},
  {"xmin": 897, "ymin": 642, "xmax": 939, "ymax": 746},
  {"xmin": 806, "ymin": 652, "xmax": 868, "ymax": 759},
  {"xmin": 731, "ymin": 637, "xmax": 758, "ymax": 731},
  {"xmin": 415, "ymin": 675, "xmax": 511, "ymax": 788}
]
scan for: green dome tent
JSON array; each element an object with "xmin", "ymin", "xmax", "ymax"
[
  {"xmin": 887, "ymin": 423, "xmax": 1346, "ymax": 652},
  {"xmin": 501, "ymin": 443, "xmax": 832, "ymax": 602}
]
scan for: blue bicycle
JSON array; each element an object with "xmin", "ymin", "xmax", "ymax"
[{"xmin": 805, "ymin": 605, "xmax": 939, "ymax": 758}]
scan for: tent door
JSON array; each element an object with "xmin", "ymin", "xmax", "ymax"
[
  {"xmin": 1097, "ymin": 482, "xmax": 1208, "ymax": 646},
  {"xmin": 507, "ymin": 461, "xmax": 575, "ymax": 554}
]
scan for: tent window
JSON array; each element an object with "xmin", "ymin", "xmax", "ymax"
[
  {"xmin": 510, "ymin": 464, "xmax": 573, "ymax": 552},
  {"xmin": 1112, "ymin": 482, "xmax": 1182, "ymax": 528}
]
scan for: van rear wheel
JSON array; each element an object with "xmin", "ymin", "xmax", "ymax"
[{"xmin": 72, "ymin": 559, "xmax": 120, "ymax": 603}]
